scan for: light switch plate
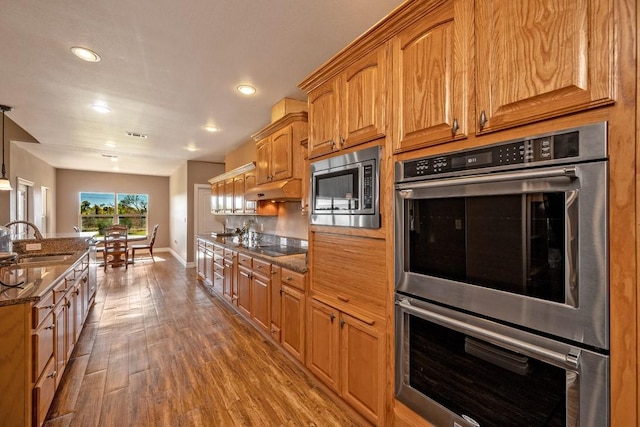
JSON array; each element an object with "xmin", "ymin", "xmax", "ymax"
[{"xmin": 25, "ymin": 243, "xmax": 42, "ymax": 251}]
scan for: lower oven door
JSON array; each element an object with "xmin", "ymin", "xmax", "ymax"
[{"xmin": 395, "ymin": 297, "xmax": 609, "ymax": 427}]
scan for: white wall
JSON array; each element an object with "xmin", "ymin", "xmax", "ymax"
[{"xmin": 170, "ymin": 162, "xmax": 188, "ymax": 263}]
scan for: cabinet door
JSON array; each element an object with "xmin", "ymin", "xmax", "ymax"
[
  {"xmin": 250, "ymin": 271, "xmax": 270, "ymax": 333},
  {"xmin": 393, "ymin": 0, "xmax": 472, "ymax": 152},
  {"xmin": 71, "ymin": 285, "xmax": 82, "ymax": 345},
  {"xmin": 237, "ymin": 266, "xmax": 252, "ymax": 316},
  {"xmin": 308, "ymin": 79, "xmax": 340, "ymax": 159},
  {"xmin": 256, "ymin": 137, "xmax": 272, "ymax": 184},
  {"xmin": 224, "ymin": 178, "xmax": 234, "ymax": 214},
  {"xmin": 307, "ymin": 299, "xmax": 340, "ymax": 391},
  {"xmin": 281, "ymin": 285, "xmax": 305, "ymax": 363},
  {"xmin": 270, "ymin": 126, "xmax": 293, "ymax": 182},
  {"xmin": 196, "ymin": 241, "xmax": 206, "ymax": 279},
  {"xmin": 475, "ymin": 0, "xmax": 614, "ymax": 133},
  {"xmin": 223, "ymin": 254, "xmax": 235, "ymax": 302},
  {"xmin": 32, "ymin": 313, "xmax": 55, "ymax": 382},
  {"xmin": 213, "ymin": 261, "xmax": 224, "ymax": 294},
  {"xmin": 33, "ymin": 357, "xmax": 57, "ymax": 427},
  {"xmin": 340, "ymin": 313, "xmax": 384, "ymax": 425},
  {"xmin": 244, "ymin": 170, "xmax": 257, "ymax": 213},
  {"xmin": 216, "ymin": 181, "xmax": 225, "ymax": 214},
  {"xmin": 210, "ymin": 184, "xmax": 218, "ymax": 213},
  {"xmin": 342, "ymin": 46, "xmax": 387, "ymax": 149},
  {"xmin": 233, "ymin": 175, "xmax": 245, "ymax": 213},
  {"xmin": 54, "ymin": 299, "xmax": 67, "ymax": 388},
  {"xmin": 270, "ymin": 267, "xmax": 282, "ymax": 341}
]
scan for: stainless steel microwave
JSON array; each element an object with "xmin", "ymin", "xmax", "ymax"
[{"xmin": 310, "ymin": 145, "xmax": 381, "ymax": 228}]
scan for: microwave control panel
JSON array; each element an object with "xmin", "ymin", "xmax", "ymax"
[
  {"xmin": 402, "ymin": 131, "xmax": 579, "ymax": 179},
  {"xmin": 363, "ymin": 164, "xmax": 373, "ymax": 208}
]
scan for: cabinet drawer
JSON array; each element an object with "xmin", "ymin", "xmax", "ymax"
[
  {"xmin": 281, "ymin": 268, "xmax": 306, "ymax": 291},
  {"xmin": 238, "ymin": 253, "xmax": 252, "ymax": 268},
  {"xmin": 213, "ymin": 244, "xmax": 224, "ymax": 257},
  {"xmin": 224, "ymin": 248, "xmax": 236, "ymax": 260},
  {"xmin": 252, "ymin": 258, "xmax": 272, "ymax": 277},
  {"xmin": 52, "ymin": 280, "xmax": 68, "ymax": 304},
  {"xmin": 32, "ymin": 292, "xmax": 55, "ymax": 328},
  {"xmin": 213, "ymin": 263, "xmax": 224, "ymax": 277},
  {"xmin": 32, "ymin": 314, "xmax": 55, "ymax": 381},
  {"xmin": 33, "ymin": 356, "xmax": 57, "ymax": 427}
]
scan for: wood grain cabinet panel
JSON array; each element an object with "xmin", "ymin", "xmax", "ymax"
[
  {"xmin": 237, "ymin": 265, "xmax": 252, "ymax": 317},
  {"xmin": 393, "ymin": 0, "xmax": 473, "ymax": 152},
  {"xmin": 307, "ymin": 298, "xmax": 341, "ymax": 391},
  {"xmin": 281, "ymin": 284, "xmax": 305, "ymax": 363},
  {"xmin": 474, "ymin": 0, "xmax": 614, "ymax": 133},
  {"xmin": 250, "ymin": 259, "xmax": 272, "ymax": 333},
  {"xmin": 308, "ymin": 45, "xmax": 388, "ymax": 159}
]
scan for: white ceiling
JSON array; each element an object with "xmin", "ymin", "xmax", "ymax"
[{"xmin": 0, "ymin": 0, "xmax": 404, "ymax": 176}]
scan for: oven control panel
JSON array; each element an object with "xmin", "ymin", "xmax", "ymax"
[{"xmin": 401, "ymin": 130, "xmax": 580, "ymax": 179}]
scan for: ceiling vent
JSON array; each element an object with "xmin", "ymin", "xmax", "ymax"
[{"xmin": 125, "ymin": 131, "xmax": 148, "ymax": 139}]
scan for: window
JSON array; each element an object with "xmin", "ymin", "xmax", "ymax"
[{"xmin": 80, "ymin": 192, "xmax": 148, "ymax": 235}]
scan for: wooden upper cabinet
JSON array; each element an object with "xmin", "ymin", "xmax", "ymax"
[
  {"xmin": 308, "ymin": 80, "xmax": 340, "ymax": 158},
  {"xmin": 256, "ymin": 137, "xmax": 272, "ymax": 185},
  {"xmin": 308, "ymin": 45, "xmax": 388, "ymax": 159},
  {"xmin": 270, "ymin": 126, "xmax": 294, "ymax": 181},
  {"xmin": 233, "ymin": 175, "xmax": 245, "ymax": 213},
  {"xmin": 475, "ymin": 0, "xmax": 614, "ymax": 133},
  {"xmin": 342, "ymin": 47, "xmax": 387, "ymax": 149},
  {"xmin": 393, "ymin": 0, "xmax": 473, "ymax": 153},
  {"xmin": 243, "ymin": 170, "xmax": 257, "ymax": 213},
  {"xmin": 210, "ymin": 184, "xmax": 219, "ymax": 213},
  {"xmin": 256, "ymin": 125, "xmax": 295, "ymax": 184}
]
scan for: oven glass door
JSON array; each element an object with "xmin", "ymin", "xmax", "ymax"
[
  {"xmin": 395, "ymin": 298, "xmax": 609, "ymax": 427},
  {"xmin": 408, "ymin": 192, "xmax": 567, "ymax": 303}
]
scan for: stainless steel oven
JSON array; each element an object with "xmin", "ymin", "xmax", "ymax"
[
  {"xmin": 394, "ymin": 122, "xmax": 609, "ymax": 426},
  {"xmin": 395, "ymin": 297, "xmax": 609, "ymax": 427}
]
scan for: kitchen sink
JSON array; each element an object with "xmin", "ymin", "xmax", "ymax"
[{"xmin": 245, "ymin": 244, "xmax": 307, "ymax": 257}]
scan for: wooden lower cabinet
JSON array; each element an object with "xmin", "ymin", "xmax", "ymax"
[
  {"xmin": 237, "ymin": 265, "xmax": 252, "ymax": 317},
  {"xmin": 307, "ymin": 298, "xmax": 385, "ymax": 425},
  {"xmin": 0, "ymin": 252, "xmax": 94, "ymax": 427},
  {"xmin": 250, "ymin": 259, "xmax": 272, "ymax": 333},
  {"xmin": 281, "ymin": 285, "xmax": 305, "ymax": 363}
]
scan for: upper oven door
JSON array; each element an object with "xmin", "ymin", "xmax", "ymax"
[{"xmin": 395, "ymin": 161, "xmax": 609, "ymax": 349}]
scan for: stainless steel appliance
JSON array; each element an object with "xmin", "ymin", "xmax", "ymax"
[
  {"xmin": 394, "ymin": 122, "xmax": 609, "ymax": 426},
  {"xmin": 310, "ymin": 145, "xmax": 381, "ymax": 228}
]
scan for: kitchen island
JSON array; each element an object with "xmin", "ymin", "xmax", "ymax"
[{"xmin": 0, "ymin": 248, "xmax": 97, "ymax": 427}]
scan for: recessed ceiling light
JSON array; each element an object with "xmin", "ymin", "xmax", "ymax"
[
  {"xmin": 71, "ymin": 46, "xmax": 101, "ymax": 62},
  {"xmin": 105, "ymin": 141, "xmax": 116, "ymax": 148},
  {"xmin": 186, "ymin": 145, "xmax": 197, "ymax": 152},
  {"xmin": 237, "ymin": 85, "xmax": 256, "ymax": 95},
  {"xmin": 205, "ymin": 125, "xmax": 219, "ymax": 132},
  {"xmin": 91, "ymin": 104, "xmax": 111, "ymax": 113}
]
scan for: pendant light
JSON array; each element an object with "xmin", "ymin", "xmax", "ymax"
[{"xmin": 0, "ymin": 105, "xmax": 12, "ymax": 191}]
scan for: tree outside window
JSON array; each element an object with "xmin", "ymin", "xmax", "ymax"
[{"xmin": 79, "ymin": 192, "xmax": 148, "ymax": 235}]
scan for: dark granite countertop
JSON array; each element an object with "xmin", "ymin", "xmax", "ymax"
[
  {"xmin": 196, "ymin": 234, "xmax": 307, "ymax": 274},
  {"xmin": 0, "ymin": 250, "xmax": 87, "ymax": 306}
]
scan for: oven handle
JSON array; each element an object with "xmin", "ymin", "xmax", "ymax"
[
  {"xmin": 396, "ymin": 166, "xmax": 577, "ymax": 192},
  {"xmin": 396, "ymin": 299, "xmax": 580, "ymax": 370}
]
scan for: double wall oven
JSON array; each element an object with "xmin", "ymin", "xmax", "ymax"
[{"xmin": 394, "ymin": 122, "xmax": 609, "ymax": 426}]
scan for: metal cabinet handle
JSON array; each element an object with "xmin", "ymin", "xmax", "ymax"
[
  {"xmin": 279, "ymin": 288, "xmax": 284, "ymax": 296},
  {"xmin": 65, "ymin": 301, "xmax": 71, "ymax": 308},
  {"xmin": 45, "ymin": 305, "xmax": 55, "ymax": 310},
  {"xmin": 479, "ymin": 110, "xmax": 487, "ymax": 130},
  {"xmin": 330, "ymin": 313, "xmax": 336, "ymax": 323},
  {"xmin": 339, "ymin": 136, "xmax": 345, "ymax": 147},
  {"xmin": 340, "ymin": 319, "xmax": 346, "ymax": 328},
  {"xmin": 45, "ymin": 324, "xmax": 55, "ymax": 330},
  {"xmin": 47, "ymin": 370, "xmax": 57, "ymax": 379},
  {"xmin": 452, "ymin": 118, "xmax": 459, "ymax": 135}
]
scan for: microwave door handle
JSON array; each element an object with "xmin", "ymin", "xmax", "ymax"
[
  {"xmin": 396, "ymin": 299, "xmax": 580, "ymax": 370},
  {"xmin": 396, "ymin": 166, "xmax": 577, "ymax": 192}
]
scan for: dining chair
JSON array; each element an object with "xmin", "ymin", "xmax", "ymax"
[
  {"xmin": 103, "ymin": 224, "xmax": 129, "ymax": 271},
  {"xmin": 131, "ymin": 224, "xmax": 159, "ymax": 263}
]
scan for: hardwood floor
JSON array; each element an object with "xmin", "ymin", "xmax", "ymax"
[{"xmin": 44, "ymin": 254, "xmax": 364, "ymax": 427}]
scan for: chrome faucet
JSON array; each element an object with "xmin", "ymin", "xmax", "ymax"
[{"xmin": 4, "ymin": 221, "xmax": 44, "ymax": 240}]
